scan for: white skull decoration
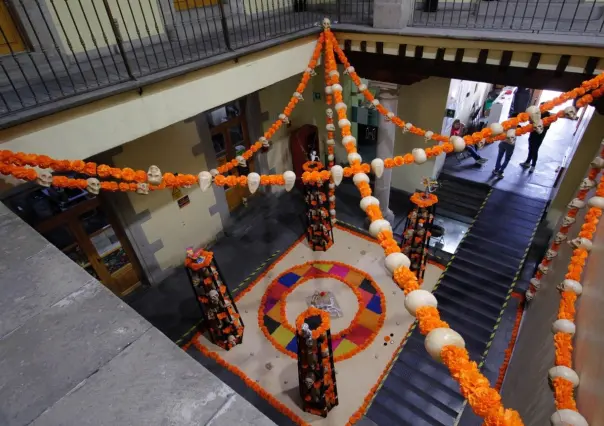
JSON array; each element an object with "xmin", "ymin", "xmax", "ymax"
[
  {"xmin": 580, "ymin": 178, "xmax": 596, "ymax": 190},
  {"xmin": 208, "ymin": 289, "xmax": 219, "ymax": 305},
  {"xmin": 564, "ymin": 106, "xmax": 577, "ymax": 120},
  {"xmin": 538, "ymin": 264, "xmax": 549, "ymax": 275},
  {"xmin": 304, "ymin": 373, "xmax": 315, "ymax": 388},
  {"xmin": 530, "ymin": 277, "xmax": 541, "ymax": 290},
  {"xmin": 525, "ymin": 289, "xmax": 535, "ymax": 302},
  {"xmin": 386, "ymin": 112, "xmax": 394, "ymax": 122},
  {"xmin": 279, "ymin": 113, "xmax": 289, "ymax": 124},
  {"xmin": 326, "ymin": 123, "xmax": 336, "ymax": 132},
  {"xmin": 293, "ymin": 92, "xmax": 304, "ymax": 101},
  {"xmin": 260, "ymin": 137, "xmax": 270, "ymax": 149},
  {"xmin": 136, "ymin": 182, "xmax": 149, "ymax": 195},
  {"xmin": 147, "ymin": 165, "xmax": 162, "ymax": 185},
  {"xmin": 236, "ymin": 156, "xmax": 246, "ymax": 167},
  {"xmin": 554, "ymin": 232, "xmax": 567, "ymax": 244},
  {"xmin": 505, "ymin": 129, "xmax": 516, "ymax": 145},
  {"xmin": 36, "ymin": 169, "xmax": 52, "ymax": 187},
  {"xmin": 305, "ymin": 67, "xmax": 316, "ymax": 77},
  {"xmin": 591, "ymin": 157, "xmax": 604, "ymax": 169},
  {"xmin": 228, "ymin": 335, "xmax": 237, "ymax": 346},
  {"xmin": 567, "ymin": 198, "xmax": 586, "ymax": 209},
  {"xmin": 322, "ymin": 17, "xmax": 331, "ymax": 29},
  {"xmin": 86, "ymin": 178, "xmax": 100, "ymax": 195},
  {"xmin": 326, "ymin": 108, "xmax": 334, "ymax": 119},
  {"xmin": 569, "ymin": 237, "xmax": 593, "ymax": 251},
  {"xmin": 562, "ymin": 216, "xmax": 576, "ymax": 227},
  {"xmin": 526, "ymin": 105, "xmax": 541, "ymax": 125},
  {"xmin": 545, "ymin": 249, "xmax": 558, "ymax": 260},
  {"xmin": 210, "ymin": 169, "xmax": 219, "ymax": 178},
  {"xmin": 402, "ymin": 122, "xmax": 413, "ymax": 133},
  {"xmin": 424, "ymin": 130, "xmax": 434, "ymax": 143},
  {"xmin": 534, "ymin": 120, "xmax": 544, "ymax": 134}
]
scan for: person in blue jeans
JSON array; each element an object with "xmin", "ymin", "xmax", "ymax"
[
  {"xmin": 451, "ymin": 119, "xmax": 487, "ymax": 165},
  {"xmin": 492, "ymin": 130, "xmax": 516, "ymax": 179}
]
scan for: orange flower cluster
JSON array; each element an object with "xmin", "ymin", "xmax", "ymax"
[
  {"xmin": 343, "ymin": 163, "xmax": 371, "ymax": 177},
  {"xmin": 189, "ymin": 333, "xmax": 310, "ymax": 426},
  {"xmin": 410, "ymin": 192, "xmax": 438, "ymax": 208},
  {"xmin": 296, "ymin": 306, "xmax": 331, "ymax": 340},
  {"xmin": 301, "ymin": 170, "xmax": 331, "ymax": 185}
]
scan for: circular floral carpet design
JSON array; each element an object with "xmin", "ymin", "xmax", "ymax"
[{"xmin": 259, "ymin": 261, "xmax": 385, "ymax": 362}]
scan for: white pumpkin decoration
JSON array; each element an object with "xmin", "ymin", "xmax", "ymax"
[
  {"xmin": 588, "ymin": 196, "xmax": 604, "ymax": 209},
  {"xmin": 552, "ymin": 319, "xmax": 576, "ymax": 335},
  {"xmin": 404, "ymin": 290, "xmax": 437, "ymax": 316},
  {"xmin": 450, "ymin": 136, "xmax": 466, "ymax": 152},
  {"xmin": 548, "ymin": 366, "xmax": 580, "ymax": 387},
  {"xmin": 360, "ymin": 196, "xmax": 379, "ymax": 212},
  {"xmin": 283, "ymin": 171, "xmax": 296, "ymax": 192},
  {"xmin": 489, "ymin": 122, "xmax": 504, "ymax": 135},
  {"xmin": 348, "ymin": 153, "xmax": 362, "ymax": 164},
  {"xmin": 384, "ymin": 252, "xmax": 411, "ymax": 274},
  {"xmin": 412, "ymin": 148, "xmax": 427, "ymax": 164},
  {"xmin": 371, "ymin": 158, "xmax": 384, "ymax": 178},
  {"xmin": 369, "ymin": 219, "xmax": 392, "ymax": 238},
  {"xmin": 550, "ymin": 410, "xmax": 588, "ymax": 426},
  {"xmin": 425, "ymin": 328, "xmax": 465, "ymax": 362},
  {"xmin": 353, "ymin": 173, "xmax": 370, "ymax": 186}
]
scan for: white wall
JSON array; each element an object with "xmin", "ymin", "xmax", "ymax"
[
  {"xmin": 0, "ymin": 37, "xmax": 320, "ymax": 162},
  {"xmin": 111, "ymin": 120, "xmax": 223, "ymax": 271},
  {"xmin": 391, "ymin": 77, "xmax": 451, "ymax": 193}
]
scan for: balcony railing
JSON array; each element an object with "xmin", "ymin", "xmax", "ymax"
[
  {"xmin": 0, "ymin": 0, "xmax": 372, "ymax": 126},
  {"xmin": 410, "ymin": 0, "xmax": 604, "ymax": 35}
]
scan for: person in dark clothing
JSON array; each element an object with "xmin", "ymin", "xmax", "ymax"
[
  {"xmin": 520, "ymin": 110, "xmax": 551, "ymax": 173},
  {"xmin": 451, "ymin": 119, "xmax": 487, "ymax": 165}
]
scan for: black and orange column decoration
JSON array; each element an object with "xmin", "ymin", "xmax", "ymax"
[
  {"xmin": 296, "ymin": 307, "xmax": 338, "ymax": 417},
  {"xmin": 401, "ymin": 192, "xmax": 438, "ymax": 282},
  {"xmin": 324, "ymin": 47, "xmax": 337, "ymax": 223},
  {"xmin": 302, "ymin": 161, "xmax": 335, "ymax": 251},
  {"xmin": 184, "ymin": 248, "xmax": 244, "ymax": 350}
]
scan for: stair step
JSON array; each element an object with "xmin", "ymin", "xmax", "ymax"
[
  {"xmin": 447, "ymin": 261, "xmax": 514, "ymax": 289},
  {"xmin": 470, "ymin": 225, "xmax": 534, "ymax": 245},
  {"xmin": 443, "ymin": 268, "xmax": 513, "ymax": 297},
  {"xmin": 472, "ymin": 215, "xmax": 538, "ymax": 234},
  {"xmin": 435, "ymin": 193, "xmax": 483, "ymax": 211},
  {"xmin": 487, "ymin": 191, "xmax": 547, "ymax": 210},
  {"xmin": 436, "ymin": 303, "xmax": 494, "ymax": 337},
  {"xmin": 435, "ymin": 209, "xmax": 475, "ymax": 225},
  {"xmin": 481, "ymin": 202, "xmax": 543, "ymax": 220},
  {"xmin": 452, "ymin": 256, "xmax": 518, "ymax": 281},
  {"xmin": 373, "ymin": 387, "xmax": 450, "ymax": 426},
  {"xmin": 436, "ymin": 292, "xmax": 501, "ymax": 323},
  {"xmin": 463, "ymin": 234, "xmax": 528, "ymax": 258},
  {"xmin": 453, "ymin": 249, "xmax": 520, "ymax": 276},
  {"xmin": 438, "ymin": 275, "xmax": 508, "ymax": 305},
  {"xmin": 436, "ymin": 283, "xmax": 503, "ymax": 311}
]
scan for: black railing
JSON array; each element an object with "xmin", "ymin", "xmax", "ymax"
[
  {"xmin": 411, "ymin": 0, "xmax": 604, "ymax": 35},
  {"xmin": 0, "ymin": 0, "xmax": 372, "ymax": 124}
]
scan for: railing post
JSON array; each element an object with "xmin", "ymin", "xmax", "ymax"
[
  {"xmin": 101, "ymin": 0, "xmax": 136, "ymax": 80},
  {"xmin": 217, "ymin": 0, "xmax": 233, "ymax": 51}
]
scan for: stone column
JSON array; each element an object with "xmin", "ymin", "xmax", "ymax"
[
  {"xmin": 373, "ymin": 0, "xmax": 414, "ymax": 29},
  {"xmin": 371, "ymin": 81, "xmax": 399, "ymax": 224}
]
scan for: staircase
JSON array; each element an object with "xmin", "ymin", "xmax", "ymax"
[
  {"xmin": 364, "ymin": 188, "xmax": 547, "ymax": 426},
  {"xmin": 434, "ymin": 174, "xmax": 491, "ymax": 224}
]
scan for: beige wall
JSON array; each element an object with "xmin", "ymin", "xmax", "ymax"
[
  {"xmin": 46, "ymin": 0, "xmax": 165, "ymax": 54},
  {"xmin": 0, "ymin": 37, "xmax": 319, "ymax": 162},
  {"xmin": 449, "ymin": 79, "xmax": 491, "ymax": 125},
  {"xmin": 112, "ymin": 120, "xmax": 223, "ymax": 271},
  {"xmin": 391, "ymin": 77, "xmax": 450, "ymax": 193}
]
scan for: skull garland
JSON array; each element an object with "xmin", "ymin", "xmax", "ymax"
[
  {"xmin": 526, "ymin": 105, "xmax": 542, "ymax": 129},
  {"xmin": 564, "ymin": 106, "xmax": 578, "ymax": 120},
  {"xmin": 505, "ymin": 129, "xmax": 517, "ymax": 145},
  {"xmin": 293, "ymin": 92, "xmax": 304, "ymax": 102},
  {"xmin": 86, "ymin": 178, "xmax": 101, "ymax": 195},
  {"xmin": 136, "ymin": 182, "xmax": 149, "ymax": 195},
  {"xmin": 326, "ymin": 108, "xmax": 334, "ymax": 119},
  {"xmin": 561, "ymin": 216, "xmax": 576, "ymax": 227},
  {"xmin": 147, "ymin": 165, "xmax": 162, "ymax": 185},
  {"xmin": 567, "ymin": 198, "xmax": 586, "ymax": 209},
  {"xmin": 538, "ymin": 264, "xmax": 549, "ymax": 275},
  {"xmin": 260, "ymin": 137, "xmax": 270, "ymax": 149},
  {"xmin": 544, "ymin": 249, "xmax": 558, "ymax": 261},
  {"xmin": 533, "ymin": 120, "xmax": 545, "ymax": 135},
  {"xmin": 236, "ymin": 156, "xmax": 247, "ymax": 168},
  {"xmin": 591, "ymin": 157, "xmax": 604, "ymax": 169},
  {"xmin": 525, "ymin": 289, "xmax": 535, "ymax": 302},
  {"xmin": 36, "ymin": 169, "xmax": 53, "ymax": 187},
  {"xmin": 554, "ymin": 232, "xmax": 568, "ymax": 244},
  {"xmin": 530, "ymin": 277, "xmax": 541, "ymax": 290},
  {"xmin": 568, "ymin": 237, "xmax": 593, "ymax": 251},
  {"xmin": 580, "ymin": 178, "xmax": 596, "ymax": 190},
  {"xmin": 279, "ymin": 113, "xmax": 290, "ymax": 125}
]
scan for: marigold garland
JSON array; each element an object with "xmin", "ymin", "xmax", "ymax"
[
  {"xmin": 295, "ymin": 306, "xmax": 331, "ymax": 340},
  {"xmin": 410, "ymin": 192, "xmax": 438, "ymax": 208}
]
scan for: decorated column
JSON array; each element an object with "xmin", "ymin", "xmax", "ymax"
[
  {"xmin": 401, "ymin": 178, "xmax": 438, "ymax": 282},
  {"xmin": 302, "ymin": 161, "xmax": 335, "ymax": 251},
  {"xmin": 185, "ymin": 248, "xmax": 244, "ymax": 350},
  {"xmin": 296, "ymin": 307, "xmax": 338, "ymax": 417},
  {"xmin": 370, "ymin": 81, "xmax": 399, "ymax": 223}
]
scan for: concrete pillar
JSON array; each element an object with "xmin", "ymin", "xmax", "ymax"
[
  {"xmin": 373, "ymin": 0, "xmax": 414, "ymax": 29},
  {"xmin": 371, "ymin": 81, "xmax": 399, "ymax": 223}
]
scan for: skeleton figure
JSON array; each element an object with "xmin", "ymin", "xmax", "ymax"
[
  {"xmin": 538, "ymin": 264, "xmax": 549, "ymax": 275},
  {"xmin": 309, "ymin": 150, "xmax": 318, "ymax": 162},
  {"xmin": 236, "ymin": 156, "xmax": 246, "ymax": 167},
  {"xmin": 545, "ymin": 249, "xmax": 558, "ymax": 260},
  {"xmin": 580, "ymin": 178, "xmax": 596, "ymax": 190},
  {"xmin": 567, "ymin": 198, "xmax": 586, "ymax": 209},
  {"xmin": 326, "ymin": 108, "xmax": 334, "ymax": 119},
  {"xmin": 136, "ymin": 182, "xmax": 149, "ymax": 195},
  {"xmin": 208, "ymin": 289, "xmax": 220, "ymax": 305},
  {"xmin": 562, "ymin": 216, "xmax": 576, "ymax": 227},
  {"xmin": 36, "ymin": 169, "xmax": 52, "ymax": 187},
  {"xmin": 86, "ymin": 178, "xmax": 101, "ymax": 195},
  {"xmin": 147, "ymin": 165, "xmax": 162, "ymax": 185},
  {"xmin": 554, "ymin": 232, "xmax": 568, "ymax": 244}
]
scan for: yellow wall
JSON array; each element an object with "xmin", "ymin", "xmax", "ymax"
[
  {"xmin": 112, "ymin": 120, "xmax": 223, "ymax": 271},
  {"xmin": 46, "ymin": 0, "xmax": 165, "ymax": 54},
  {"xmin": 392, "ymin": 77, "xmax": 450, "ymax": 193},
  {"xmin": 0, "ymin": 37, "xmax": 319, "ymax": 162}
]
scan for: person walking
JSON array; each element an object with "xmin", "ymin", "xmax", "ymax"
[
  {"xmin": 520, "ymin": 110, "xmax": 551, "ymax": 173},
  {"xmin": 451, "ymin": 119, "xmax": 487, "ymax": 165},
  {"xmin": 492, "ymin": 129, "xmax": 516, "ymax": 179}
]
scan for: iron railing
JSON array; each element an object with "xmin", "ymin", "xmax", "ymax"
[
  {"xmin": 0, "ymin": 0, "xmax": 372, "ymax": 124},
  {"xmin": 411, "ymin": 0, "xmax": 604, "ymax": 35}
]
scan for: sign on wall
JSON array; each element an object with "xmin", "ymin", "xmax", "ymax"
[{"xmin": 177, "ymin": 195, "xmax": 190, "ymax": 209}]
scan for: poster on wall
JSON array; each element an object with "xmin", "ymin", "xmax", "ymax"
[
  {"xmin": 172, "ymin": 187, "xmax": 182, "ymax": 201},
  {"xmin": 177, "ymin": 195, "xmax": 190, "ymax": 209}
]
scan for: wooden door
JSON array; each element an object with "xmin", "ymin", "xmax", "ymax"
[
  {"xmin": 209, "ymin": 103, "xmax": 254, "ymax": 212},
  {"xmin": 289, "ymin": 124, "xmax": 319, "ymax": 188},
  {"xmin": 0, "ymin": 2, "xmax": 25, "ymax": 55},
  {"xmin": 36, "ymin": 198, "xmax": 143, "ymax": 297}
]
